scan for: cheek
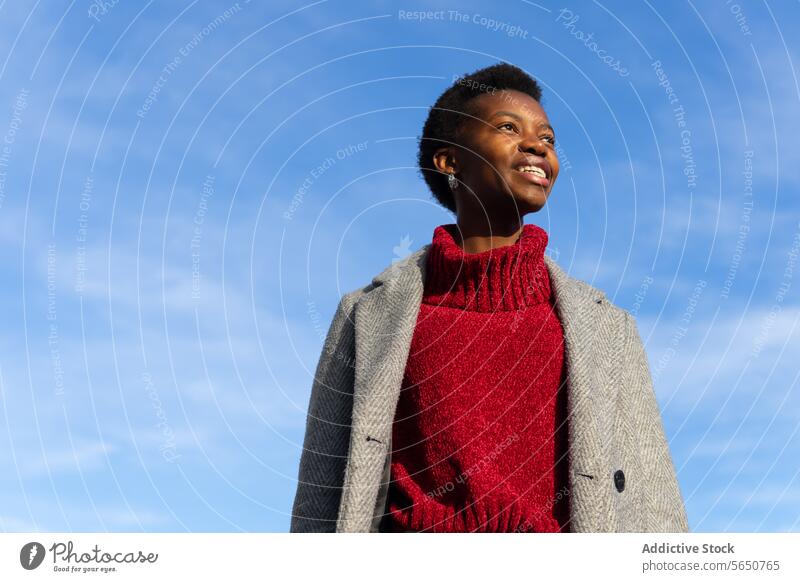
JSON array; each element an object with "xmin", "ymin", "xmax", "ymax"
[
  {"xmin": 463, "ymin": 138, "xmax": 514, "ymax": 182},
  {"xmin": 487, "ymin": 143, "xmax": 517, "ymax": 175},
  {"xmin": 474, "ymin": 148, "xmax": 509, "ymax": 179},
  {"xmin": 550, "ymin": 155, "xmax": 560, "ymax": 179}
]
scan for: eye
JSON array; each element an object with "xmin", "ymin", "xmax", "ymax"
[
  {"xmin": 497, "ymin": 122, "xmax": 518, "ymax": 132},
  {"xmin": 541, "ymin": 135, "xmax": 556, "ymax": 146}
]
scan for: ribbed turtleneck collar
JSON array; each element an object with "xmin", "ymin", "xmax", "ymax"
[{"xmin": 423, "ymin": 223, "xmax": 552, "ymax": 312}]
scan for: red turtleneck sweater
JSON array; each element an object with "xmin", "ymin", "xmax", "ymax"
[{"xmin": 382, "ymin": 223, "xmax": 570, "ymax": 533}]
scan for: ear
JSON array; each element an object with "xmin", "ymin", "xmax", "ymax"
[{"xmin": 433, "ymin": 146, "xmax": 458, "ymax": 175}]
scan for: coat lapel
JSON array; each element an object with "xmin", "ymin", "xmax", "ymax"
[
  {"xmin": 543, "ymin": 256, "xmax": 615, "ymax": 532},
  {"xmin": 335, "ymin": 249, "xmax": 428, "ymax": 532},
  {"xmin": 336, "ymin": 244, "xmax": 613, "ymax": 532}
]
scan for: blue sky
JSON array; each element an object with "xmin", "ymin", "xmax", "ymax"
[{"xmin": 0, "ymin": 0, "xmax": 797, "ymax": 532}]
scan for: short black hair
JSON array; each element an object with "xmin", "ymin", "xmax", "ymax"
[{"xmin": 418, "ymin": 63, "xmax": 543, "ymax": 213}]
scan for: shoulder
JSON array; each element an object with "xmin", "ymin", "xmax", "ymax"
[
  {"xmin": 575, "ymin": 276, "xmax": 631, "ymax": 320},
  {"xmin": 572, "ymin": 275, "xmax": 648, "ymax": 361},
  {"xmin": 579, "ymin": 278, "xmax": 633, "ymax": 346},
  {"xmin": 561, "ymin": 270, "xmax": 651, "ymax": 372},
  {"xmin": 339, "ymin": 244, "xmax": 430, "ymax": 303},
  {"xmin": 543, "ymin": 254, "xmax": 631, "ymax": 323},
  {"xmin": 345, "ymin": 245, "xmax": 637, "ymax": 329}
]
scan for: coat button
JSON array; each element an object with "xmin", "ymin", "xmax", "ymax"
[{"xmin": 614, "ymin": 469, "xmax": 625, "ymax": 492}]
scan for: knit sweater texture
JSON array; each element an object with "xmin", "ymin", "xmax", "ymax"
[{"xmin": 382, "ymin": 223, "xmax": 571, "ymax": 533}]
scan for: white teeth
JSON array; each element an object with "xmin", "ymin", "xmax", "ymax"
[{"xmin": 517, "ymin": 165, "xmax": 546, "ymax": 178}]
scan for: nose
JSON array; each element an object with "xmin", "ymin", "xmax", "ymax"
[{"xmin": 518, "ymin": 137, "xmax": 548, "ymax": 156}]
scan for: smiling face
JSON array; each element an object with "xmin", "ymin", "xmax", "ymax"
[{"xmin": 434, "ymin": 89, "xmax": 560, "ymax": 219}]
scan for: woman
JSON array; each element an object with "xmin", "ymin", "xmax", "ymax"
[{"xmin": 291, "ymin": 63, "xmax": 689, "ymax": 533}]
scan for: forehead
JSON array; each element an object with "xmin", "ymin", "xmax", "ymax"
[{"xmin": 468, "ymin": 89, "xmax": 549, "ymax": 122}]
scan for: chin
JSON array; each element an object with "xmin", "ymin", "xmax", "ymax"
[{"xmin": 511, "ymin": 190, "xmax": 548, "ymax": 213}]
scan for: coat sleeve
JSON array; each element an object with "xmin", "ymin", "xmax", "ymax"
[
  {"xmin": 290, "ymin": 292, "xmax": 360, "ymax": 532},
  {"xmin": 624, "ymin": 312, "xmax": 690, "ymax": 532}
]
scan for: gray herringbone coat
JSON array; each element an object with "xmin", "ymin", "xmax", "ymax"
[{"xmin": 290, "ymin": 244, "xmax": 689, "ymax": 533}]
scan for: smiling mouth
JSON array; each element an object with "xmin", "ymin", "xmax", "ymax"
[{"xmin": 514, "ymin": 166, "xmax": 550, "ymax": 187}]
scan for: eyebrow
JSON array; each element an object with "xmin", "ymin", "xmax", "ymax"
[{"xmin": 489, "ymin": 110, "xmax": 555, "ymax": 134}]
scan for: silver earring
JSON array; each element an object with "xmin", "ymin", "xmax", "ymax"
[{"xmin": 448, "ymin": 172, "xmax": 458, "ymax": 190}]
